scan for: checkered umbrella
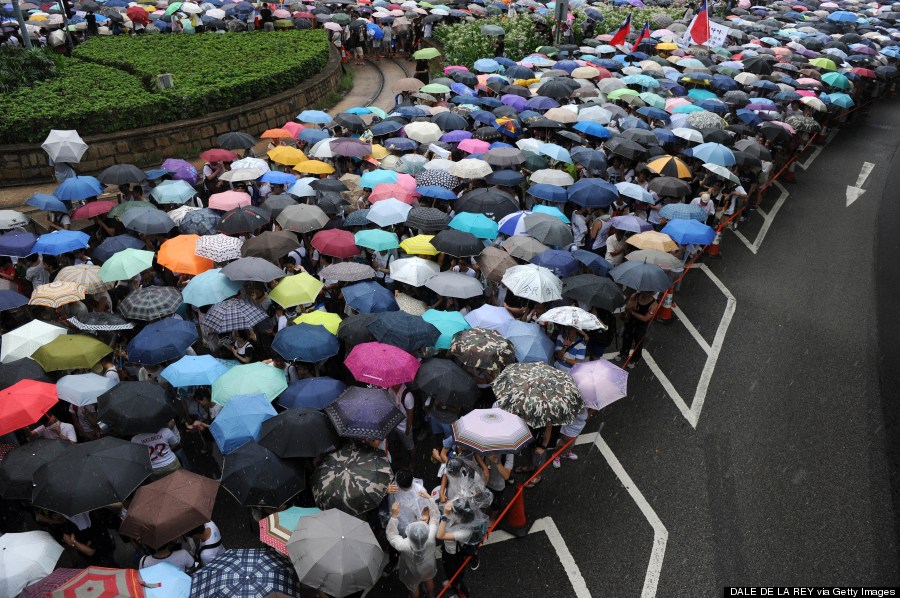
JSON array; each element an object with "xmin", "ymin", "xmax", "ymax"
[
  {"xmin": 415, "ymin": 169, "xmax": 460, "ymax": 190},
  {"xmin": 342, "ymin": 209, "xmax": 370, "ymax": 227},
  {"xmin": 55, "ymin": 265, "xmax": 112, "ymax": 295},
  {"xmin": 195, "ymin": 234, "xmax": 244, "ymax": 262},
  {"xmin": 118, "ymin": 287, "xmax": 183, "ymax": 321},
  {"xmin": 405, "ymin": 207, "xmax": 451, "ymax": 232},
  {"xmin": 202, "ymin": 298, "xmax": 268, "ymax": 334},
  {"xmin": 179, "ymin": 208, "xmax": 222, "ymax": 236},
  {"xmin": 68, "ymin": 312, "xmax": 134, "ymax": 332},
  {"xmin": 190, "ymin": 549, "xmax": 301, "ymax": 598},
  {"xmin": 318, "ymin": 262, "xmax": 375, "ymax": 283},
  {"xmin": 658, "ymin": 203, "xmax": 708, "ymax": 222}
]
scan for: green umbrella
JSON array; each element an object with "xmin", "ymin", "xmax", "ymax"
[
  {"xmin": 109, "ymin": 201, "xmax": 154, "ymax": 219},
  {"xmin": 212, "ymin": 362, "xmax": 288, "ymax": 406},
  {"xmin": 412, "ymin": 48, "xmax": 441, "ymax": 60},
  {"xmin": 331, "ymin": 12, "xmax": 350, "ymax": 24},
  {"xmin": 99, "ymin": 248, "xmax": 155, "ymax": 282},
  {"xmin": 31, "ymin": 335, "xmax": 112, "ymax": 372},
  {"xmin": 353, "ymin": 230, "xmax": 399, "ymax": 252},
  {"xmin": 420, "ymin": 83, "xmax": 451, "ymax": 94},
  {"xmin": 268, "ymin": 273, "xmax": 324, "ymax": 308},
  {"xmin": 164, "ymin": 1, "xmax": 182, "ymax": 15}
]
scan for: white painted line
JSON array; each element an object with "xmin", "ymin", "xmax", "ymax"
[
  {"xmin": 755, "ymin": 207, "xmax": 768, "ymax": 219},
  {"xmin": 846, "ymin": 161, "xmax": 875, "ymax": 206},
  {"xmin": 671, "ymin": 306, "xmax": 711, "ymax": 355},
  {"xmin": 643, "ymin": 350, "xmax": 697, "ymax": 427},
  {"xmin": 729, "ymin": 180, "xmax": 789, "ymax": 255},
  {"xmin": 795, "ymin": 129, "xmax": 836, "ymax": 170}
]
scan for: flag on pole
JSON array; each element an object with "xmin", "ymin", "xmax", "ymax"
[
  {"xmin": 689, "ymin": 0, "xmax": 711, "ymax": 45},
  {"xmin": 609, "ymin": 13, "xmax": 632, "ymax": 47},
  {"xmin": 632, "ymin": 21, "xmax": 650, "ymax": 52}
]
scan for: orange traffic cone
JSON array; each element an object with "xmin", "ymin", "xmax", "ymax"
[
  {"xmin": 707, "ymin": 231, "xmax": 722, "ymax": 258},
  {"xmin": 656, "ymin": 289, "xmax": 675, "ymax": 323},
  {"xmin": 498, "ymin": 488, "xmax": 531, "ymax": 538}
]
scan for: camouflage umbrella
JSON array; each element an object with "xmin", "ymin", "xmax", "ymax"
[
  {"xmin": 449, "ymin": 327, "xmax": 516, "ymax": 375},
  {"xmin": 310, "ymin": 444, "xmax": 392, "ymax": 516},
  {"xmin": 493, "ymin": 362, "xmax": 584, "ymax": 427}
]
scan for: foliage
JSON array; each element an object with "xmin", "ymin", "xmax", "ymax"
[
  {"xmin": 434, "ymin": 16, "xmax": 547, "ymax": 67},
  {"xmin": 586, "ymin": 6, "xmax": 687, "ymax": 35},
  {"xmin": 0, "ymin": 46, "xmax": 60, "ymax": 94},
  {"xmin": 0, "ymin": 30, "xmax": 330, "ymax": 144}
]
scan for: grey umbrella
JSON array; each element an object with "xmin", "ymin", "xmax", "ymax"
[
  {"xmin": 262, "ymin": 194, "xmax": 298, "ymax": 218},
  {"xmin": 287, "ymin": 509, "xmax": 384, "ymax": 598},
  {"xmin": 524, "ymin": 213, "xmax": 574, "ymax": 247},
  {"xmin": 97, "ymin": 164, "xmax": 147, "ymax": 185},
  {"xmin": 318, "ymin": 262, "xmax": 375, "ymax": 283},
  {"xmin": 424, "ymin": 271, "xmax": 484, "ymax": 299},
  {"xmin": 609, "ymin": 261, "xmax": 672, "ymax": 292},
  {"xmin": 405, "ymin": 207, "xmax": 450, "ymax": 233},
  {"xmin": 121, "ymin": 208, "xmax": 175, "ymax": 235},
  {"xmin": 277, "ymin": 204, "xmax": 329, "ymax": 233},
  {"xmin": 220, "ymin": 257, "xmax": 286, "ymax": 282}
]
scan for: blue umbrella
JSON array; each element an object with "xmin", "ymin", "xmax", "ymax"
[
  {"xmin": 370, "ymin": 120, "xmax": 403, "ymax": 136},
  {"xmin": 609, "ymin": 261, "xmax": 672, "ymax": 292},
  {"xmin": 367, "ymin": 311, "xmax": 441, "ymax": 351},
  {"xmin": 144, "ymin": 169, "xmax": 171, "ymax": 181},
  {"xmin": 449, "ymin": 213, "xmax": 498, "ymax": 239},
  {"xmin": 484, "ymin": 170, "xmax": 525, "ymax": 187},
  {"xmin": 342, "ymin": 281, "xmax": 399, "ymax": 313},
  {"xmin": 530, "ymin": 249, "xmax": 580, "ymax": 277},
  {"xmin": 31, "ymin": 230, "xmax": 90, "ymax": 256},
  {"xmin": 532, "ymin": 204, "xmax": 569, "ymax": 223},
  {"xmin": 421, "ymin": 309, "xmax": 470, "ymax": 350},
  {"xmin": 360, "ymin": 169, "xmax": 397, "ymax": 189},
  {"xmin": 142, "ymin": 562, "xmax": 192, "ymax": 598},
  {"xmin": 415, "ymin": 185, "xmax": 457, "ymax": 200},
  {"xmin": 210, "ymin": 393, "xmax": 277, "ymax": 454},
  {"xmin": 272, "ymin": 323, "xmax": 340, "ymax": 362},
  {"xmin": 181, "ymin": 268, "xmax": 242, "ymax": 307},
  {"xmin": 0, "ymin": 290, "xmax": 28, "ymax": 312},
  {"xmin": 528, "ymin": 183, "xmax": 569, "ymax": 203},
  {"xmin": 658, "ymin": 203, "xmax": 707, "ymax": 222},
  {"xmin": 179, "ymin": 208, "xmax": 221, "ymax": 236},
  {"xmin": 661, "ymin": 219, "xmax": 716, "ymax": 245},
  {"xmin": 0, "ymin": 230, "xmax": 36, "ymax": 258},
  {"xmin": 572, "ymin": 121, "xmax": 612, "ymax": 139},
  {"xmin": 571, "ymin": 249, "xmax": 613, "ymax": 275},
  {"xmin": 691, "ymin": 142, "xmax": 736, "ymax": 166},
  {"xmin": 277, "ymin": 376, "xmax": 346, "ymax": 410},
  {"xmin": 53, "ymin": 176, "xmax": 104, "ymax": 201},
  {"xmin": 26, "ymin": 193, "xmax": 68, "ymax": 213},
  {"xmin": 126, "ymin": 317, "xmax": 199, "ymax": 365},
  {"xmin": 260, "ymin": 171, "xmax": 298, "ymax": 185},
  {"xmin": 150, "ymin": 180, "xmax": 198, "ymax": 205},
  {"xmin": 92, "ymin": 234, "xmax": 144, "ymax": 263},
  {"xmin": 567, "ymin": 178, "xmax": 619, "ymax": 208},
  {"xmin": 161, "ymin": 355, "xmax": 230, "ymax": 387},
  {"xmin": 503, "ymin": 321, "xmax": 555, "ymax": 363},
  {"xmin": 464, "ymin": 304, "xmax": 514, "ymax": 334},
  {"xmin": 298, "ymin": 129, "xmax": 330, "ymax": 144},
  {"xmin": 297, "ymin": 110, "xmax": 333, "ymax": 124}
]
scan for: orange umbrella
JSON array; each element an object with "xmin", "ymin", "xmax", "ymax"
[
  {"xmin": 260, "ymin": 128, "xmax": 295, "ymax": 139},
  {"xmin": 158, "ymin": 235, "xmax": 214, "ymax": 275}
]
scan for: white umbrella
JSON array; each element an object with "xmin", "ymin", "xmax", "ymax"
[
  {"xmin": 181, "ymin": 1, "xmax": 202, "ymax": 13},
  {"xmin": 389, "ymin": 257, "xmax": 439, "ymax": 287},
  {"xmin": 0, "ymin": 320, "xmax": 68, "ymax": 364},
  {"xmin": 702, "ymin": 162, "xmax": 740, "ymax": 184},
  {"xmin": 449, "ymin": 159, "xmax": 492, "ymax": 179},
  {"xmin": 423, "ymin": 158, "xmax": 454, "ymax": 171},
  {"xmin": 537, "ymin": 306, "xmax": 605, "ymax": 330},
  {"xmin": 287, "ymin": 177, "xmax": 317, "ymax": 197},
  {"xmin": 309, "ymin": 137, "xmax": 339, "ymax": 159},
  {"xmin": 577, "ymin": 106, "xmax": 612, "ymax": 125},
  {"xmin": 230, "ymin": 157, "xmax": 270, "ymax": 172},
  {"xmin": 529, "ymin": 168, "xmax": 574, "ymax": 186},
  {"xmin": 672, "ymin": 127, "xmax": 703, "ymax": 143},
  {"xmin": 195, "ymin": 234, "xmax": 244, "ymax": 261},
  {"xmin": 0, "ymin": 210, "xmax": 29, "ymax": 229},
  {"xmin": 219, "ymin": 167, "xmax": 265, "ymax": 182},
  {"xmin": 41, "ymin": 129, "xmax": 88, "ymax": 163},
  {"xmin": 205, "ymin": 7, "xmax": 226, "ymax": 18},
  {"xmin": 0, "ymin": 531, "xmax": 64, "ymax": 597},
  {"xmin": 167, "ymin": 205, "xmax": 200, "ymax": 225},
  {"xmin": 57, "ymin": 372, "xmax": 118, "ymax": 406},
  {"xmin": 404, "ymin": 122, "xmax": 442, "ymax": 144},
  {"xmin": 514, "ymin": 138, "xmax": 542, "ymax": 153},
  {"xmin": 424, "ymin": 271, "xmax": 484, "ymax": 299},
  {"xmin": 367, "ymin": 198, "xmax": 411, "ymax": 227},
  {"xmin": 501, "ymin": 264, "xmax": 562, "ymax": 303}
]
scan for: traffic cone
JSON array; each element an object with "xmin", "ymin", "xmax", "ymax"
[
  {"xmin": 781, "ymin": 164, "xmax": 797, "ymax": 183},
  {"xmin": 707, "ymin": 231, "xmax": 722, "ymax": 258},
  {"xmin": 498, "ymin": 488, "xmax": 531, "ymax": 538},
  {"xmin": 656, "ymin": 289, "xmax": 675, "ymax": 323}
]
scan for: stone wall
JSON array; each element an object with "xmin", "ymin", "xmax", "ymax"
[{"xmin": 0, "ymin": 47, "xmax": 343, "ymax": 187}]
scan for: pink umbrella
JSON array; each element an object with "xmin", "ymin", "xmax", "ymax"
[
  {"xmin": 458, "ymin": 138, "xmax": 490, "ymax": 154},
  {"xmin": 71, "ymin": 200, "xmax": 117, "ymax": 220},
  {"xmin": 395, "ymin": 173, "xmax": 417, "ymax": 192},
  {"xmin": 273, "ymin": 8, "xmax": 291, "ymax": 17},
  {"xmin": 570, "ymin": 360, "xmax": 629, "ymax": 410},
  {"xmin": 209, "ymin": 191, "xmax": 251, "ymax": 211},
  {"xmin": 344, "ymin": 342, "xmax": 420, "ymax": 387},
  {"xmin": 369, "ymin": 183, "xmax": 419, "ymax": 204},
  {"xmin": 443, "ymin": 65, "xmax": 469, "ymax": 74},
  {"xmin": 282, "ymin": 122, "xmax": 305, "ymax": 138}
]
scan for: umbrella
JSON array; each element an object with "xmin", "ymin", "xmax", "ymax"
[
  {"xmin": 406, "ymin": 207, "xmax": 451, "ymax": 233},
  {"xmin": 258, "ymin": 408, "xmax": 339, "ymax": 458},
  {"xmin": 0, "ymin": 531, "xmax": 64, "ymax": 598},
  {"xmin": 99, "ymin": 248, "xmax": 157, "ymax": 283},
  {"xmin": 450, "ymin": 327, "xmax": 516, "ymax": 374},
  {"xmin": 29, "ymin": 281, "xmax": 85, "ymax": 309},
  {"xmin": 150, "ymin": 180, "xmax": 200, "ymax": 205},
  {"xmin": 122, "ymin": 208, "xmax": 176, "ymax": 235},
  {"xmin": 504, "ymin": 320, "xmax": 556, "ymax": 363},
  {"xmin": 126, "ymin": 317, "xmax": 198, "ymax": 365},
  {"xmin": 287, "ymin": 509, "xmax": 384, "ymax": 598},
  {"xmin": 293, "ymin": 311, "xmax": 342, "ymax": 335},
  {"xmin": 56, "ymin": 373, "xmax": 117, "ymax": 407},
  {"xmin": 413, "ymin": 358, "xmax": 479, "ymax": 408},
  {"xmin": 160, "ymin": 355, "xmax": 230, "ymax": 387},
  {"xmin": 221, "ymin": 257, "xmax": 286, "ymax": 283},
  {"xmin": 311, "ymin": 229, "xmax": 359, "ymax": 259},
  {"xmin": 367, "ymin": 198, "xmax": 411, "ymax": 228},
  {"xmin": 0, "ymin": 360, "xmax": 49, "ymax": 389},
  {"xmin": 212, "ymin": 362, "xmax": 287, "ymax": 406},
  {"xmin": 463, "ymin": 304, "xmax": 514, "ymax": 335},
  {"xmin": 202, "ymin": 298, "xmax": 268, "ymax": 334},
  {"xmin": 118, "ymin": 286, "xmax": 183, "ymax": 321},
  {"xmin": 476, "ymin": 246, "xmax": 518, "ymax": 284},
  {"xmin": 0, "ymin": 439, "xmax": 70, "ymax": 500},
  {"xmin": 49, "ymin": 567, "xmax": 145, "ymax": 598},
  {"xmin": 31, "ymin": 437, "xmax": 152, "ymax": 517},
  {"xmin": 344, "ymin": 342, "xmax": 420, "ymax": 388},
  {"xmin": 269, "ymin": 273, "xmax": 323, "ymax": 308},
  {"xmin": 342, "ymin": 281, "xmax": 398, "ymax": 314},
  {"xmin": 658, "ymin": 203, "xmax": 708, "ymax": 222},
  {"xmin": 430, "ymin": 229, "xmax": 484, "ymax": 257},
  {"xmin": 31, "ymin": 335, "xmax": 112, "ymax": 372},
  {"xmin": 451, "ymin": 408, "xmax": 532, "ymax": 455},
  {"xmin": 42, "ymin": 129, "xmax": 88, "ymax": 163},
  {"xmin": 97, "ymin": 381, "xmax": 177, "ymax": 435},
  {"xmin": 501, "ymin": 264, "xmax": 562, "ymax": 303},
  {"xmin": 354, "ymin": 230, "xmax": 400, "ymax": 252},
  {"xmin": 180, "ymin": 209, "xmax": 221, "ymax": 236},
  {"xmin": 337, "ymin": 313, "xmax": 378, "ymax": 349},
  {"xmin": 570, "ymin": 360, "xmax": 629, "ymax": 410},
  {"xmin": 277, "ymin": 204, "xmax": 329, "ymax": 233},
  {"xmin": 182, "ymin": 268, "xmax": 242, "ymax": 307},
  {"xmin": 140, "ymin": 563, "xmax": 192, "ymax": 598},
  {"xmin": 54, "ymin": 265, "xmax": 111, "ymax": 295},
  {"xmin": 259, "ymin": 506, "xmax": 322, "ymax": 555},
  {"xmin": 220, "ymin": 442, "xmax": 306, "ymax": 508},
  {"xmin": 119, "ymin": 470, "xmax": 220, "ymax": 549},
  {"xmin": 195, "ymin": 234, "xmax": 244, "ymax": 262},
  {"xmin": 32, "ymin": 230, "xmax": 90, "ymax": 256},
  {"xmin": 277, "ymin": 377, "xmax": 347, "ymax": 410},
  {"xmin": 420, "ymin": 309, "xmax": 469, "ymax": 350},
  {"xmin": 0, "ymin": 380, "xmax": 58, "ymax": 436},
  {"xmin": 210, "ymin": 393, "xmax": 278, "ymax": 455},
  {"xmin": 191, "ymin": 549, "xmax": 301, "ymax": 597},
  {"xmin": 501, "ymin": 236, "xmax": 549, "ymax": 261},
  {"xmin": 367, "ymin": 311, "xmax": 440, "ymax": 351},
  {"xmin": 0, "ymin": 230, "xmax": 37, "ymax": 258},
  {"xmin": 97, "ymin": 163, "xmax": 147, "ymax": 185},
  {"xmin": 538, "ymin": 306, "xmax": 604, "ymax": 331},
  {"xmin": 627, "ymin": 230, "xmax": 679, "ymax": 252},
  {"xmin": 424, "ymin": 271, "xmax": 484, "ymax": 300},
  {"xmin": 399, "ymin": 235, "xmax": 439, "ymax": 256},
  {"xmin": 661, "ymin": 219, "xmax": 716, "ymax": 245},
  {"xmin": 523, "ymin": 213, "xmax": 574, "ymax": 246},
  {"xmin": 311, "ymin": 444, "xmax": 392, "ymax": 515},
  {"xmin": 562, "ymin": 274, "xmax": 625, "ymax": 311},
  {"xmin": 0, "ymin": 290, "xmax": 28, "ymax": 312},
  {"xmin": 319, "ymin": 262, "xmax": 375, "ymax": 283},
  {"xmin": 53, "ymin": 177, "xmax": 104, "ymax": 202},
  {"xmin": 92, "ymin": 234, "xmax": 144, "ymax": 263},
  {"xmin": 0, "ymin": 210, "xmax": 28, "ymax": 230},
  {"xmin": 493, "ymin": 362, "xmax": 584, "ymax": 427},
  {"xmin": 609, "ymin": 261, "xmax": 673, "ymax": 292},
  {"xmin": 1, "ymin": 320, "xmax": 67, "ymax": 364},
  {"xmin": 625, "ymin": 249, "xmax": 684, "ymax": 271},
  {"xmin": 389, "ymin": 257, "xmax": 440, "ymax": 287},
  {"xmin": 272, "ymin": 323, "xmax": 340, "ymax": 363},
  {"xmin": 218, "ymin": 206, "xmax": 270, "ymax": 235}
]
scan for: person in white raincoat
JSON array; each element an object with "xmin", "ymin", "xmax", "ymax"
[{"xmin": 387, "ymin": 492, "xmax": 439, "ymax": 598}]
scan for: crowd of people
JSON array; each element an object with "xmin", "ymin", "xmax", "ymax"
[{"xmin": 1, "ymin": 0, "xmax": 899, "ymax": 595}]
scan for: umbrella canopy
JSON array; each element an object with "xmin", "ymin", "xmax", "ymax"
[
  {"xmin": 210, "ymin": 393, "xmax": 278, "ymax": 455},
  {"xmin": 126, "ymin": 317, "xmax": 198, "ymax": 365},
  {"xmin": 119, "ymin": 470, "xmax": 220, "ymax": 549},
  {"xmin": 367, "ymin": 311, "xmax": 440, "ymax": 351},
  {"xmin": 610, "ymin": 261, "xmax": 672, "ymax": 292},
  {"xmin": 413, "ymin": 357, "xmax": 479, "ymax": 409},
  {"xmin": 277, "ymin": 377, "xmax": 347, "ymax": 410},
  {"xmin": 221, "ymin": 257, "xmax": 286, "ymax": 283},
  {"xmin": 325, "ymin": 386, "xmax": 404, "ymax": 440},
  {"xmin": 195, "ymin": 234, "xmax": 244, "ymax": 262},
  {"xmin": 220, "ymin": 442, "xmax": 306, "ymax": 508},
  {"xmin": 319, "ymin": 262, "xmax": 375, "ymax": 283},
  {"xmin": 212, "ymin": 362, "xmax": 288, "ymax": 406},
  {"xmin": 56, "ymin": 373, "xmax": 117, "ymax": 407},
  {"xmin": 42, "ymin": 129, "xmax": 88, "ymax": 163},
  {"xmin": 287, "ymin": 509, "xmax": 384, "ymax": 598},
  {"xmin": 1, "ymin": 320, "xmax": 67, "ymax": 364},
  {"xmin": 49, "ymin": 567, "xmax": 144, "ymax": 598},
  {"xmin": 0, "ymin": 531, "xmax": 64, "ymax": 598},
  {"xmin": 277, "ymin": 204, "xmax": 330, "ymax": 233},
  {"xmin": 160, "ymin": 354, "xmax": 230, "ymax": 387},
  {"xmin": 504, "ymin": 320, "xmax": 556, "ymax": 363},
  {"xmin": 118, "ymin": 286, "xmax": 183, "ymax": 321},
  {"xmin": 570, "ymin": 359, "xmax": 629, "ymax": 410},
  {"xmin": 421, "ymin": 309, "xmax": 471, "ymax": 350},
  {"xmin": 311, "ymin": 444, "xmax": 392, "ymax": 515},
  {"xmin": 202, "ymin": 298, "xmax": 268, "ymax": 334},
  {"xmin": 0, "ymin": 439, "xmax": 70, "ymax": 500},
  {"xmin": 272, "ymin": 323, "xmax": 340, "ymax": 363},
  {"xmin": 269, "ymin": 273, "xmax": 323, "ymax": 308},
  {"xmin": 0, "ymin": 290, "xmax": 28, "ymax": 312},
  {"xmin": 450, "ymin": 327, "xmax": 516, "ymax": 374},
  {"xmin": 191, "ymin": 549, "xmax": 301, "ymax": 598},
  {"xmin": 390, "ymin": 257, "xmax": 440, "ymax": 287},
  {"xmin": 182, "ymin": 268, "xmax": 242, "ymax": 307},
  {"xmin": 344, "ymin": 342, "xmax": 420, "ymax": 388},
  {"xmin": 98, "ymin": 248, "xmax": 155, "ymax": 282},
  {"xmin": 493, "ymin": 362, "xmax": 584, "ymax": 427},
  {"xmin": 0, "ymin": 380, "xmax": 58, "ymax": 436},
  {"xmin": 97, "ymin": 163, "xmax": 147, "ymax": 185},
  {"xmin": 29, "ymin": 281, "xmax": 85, "ymax": 309},
  {"xmin": 140, "ymin": 563, "xmax": 192, "ymax": 598},
  {"xmin": 158, "ymin": 235, "xmax": 214, "ymax": 275},
  {"xmin": 501, "ymin": 264, "xmax": 563, "ymax": 303},
  {"xmin": 0, "ymin": 360, "xmax": 49, "ymax": 389},
  {"xmin": 122, "ymin": 208, "xmax": 176, "ymax": 235},
  {"xmin": 537, "ymin": 306, "xmax": 605, "ymax": 331},
  {"xmin": 97, "ymin": 381, "xmax": 177, "ymax": 436},
  {"xmin": 32, "ymin": 437, "xmax": 152, "ymax": 517},
  {"xmin": 31, "ymin": 335, "xmax": 112, "ymax": 372},
  {"xmin": 54, "ymin": 265, "xmax": 111, "ymax": 295},
  {"xmin": 452, "ymin": 407, "xmax": 532, "ymax": 454},
  {"xmin": 258, "ymin": 408, "xmax": 339, "ymax": 458},
  {"xmin": 240, "ymin": 231, "xmax": 298, "ymax": 263},
  {"xmin": 424, "ymin": 271, "xmax": 484, "ymax": 299},
  {"xmin": 342, "ymin": 281, "xmax": 399, "ymax": 314},
  {"xmin": 562, "ymin": 274, "xmax": 626, "ymax": 311},
  {"xmin": 259, "ymin": 506, "xmax": 322, "ymax": 555}
]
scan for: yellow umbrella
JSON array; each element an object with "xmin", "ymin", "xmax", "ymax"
[
  {"xmin": 293, "ymin": 160, "xmax": 335, "ymax": 175},
  {"xmin": 55, "ymin": 265, "xmax": 113, "ymax": 295},
  {"xmin": 626, "ymin": 231, "xmax": 678, "ymax": 252},
  {"xmin": 268, "ymin": 273, "xmax": 324, "ymax": 308},
  {"xmin": 31, "ymin": 334, "xmax": 112, "ymax": 371},
  {"xmin": 370, "ymin": 144, "xmax": 390, "ymax": 160},
  {"xmin": 267, "ymin": 146, "xmax": 308, "ymax": 166},
  {"xmin": 29, "ymin": 281, "xmax": 86, "ymax": 308},
  {"xmin": 656, "ymin": 42, "xmax": 678, "ymax": 51},
  {"xmin": 400, "ymin": 234, "xmax": 439, "ymax": 256},
  {"xmin": 293, "ymin": 310, "xmax": 342, "ymax": 334}
]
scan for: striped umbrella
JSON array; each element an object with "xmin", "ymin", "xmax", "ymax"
[
  {"xmin": 259, "ymin": 506, "xmax": 323, "ymax": 555},
  {"xmin": 54, "ymin": 265, "xmax": 112, "ymax": 295},
  {"xmin": 118, "ymin": 287, "xmax": 183, "ymax": 321},
  {"xmin": 29, "ymin": 282, "xmax": 86, "ymax": 308},
  {"xmin": 451, "ymin": 408, "xmax": 532, "ymax": 454},
  {"xmin": 67, "ymin": 314, "xmax": 135, "ymax": 333}
]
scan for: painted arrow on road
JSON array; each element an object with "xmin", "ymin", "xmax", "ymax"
[{"xmin": 846, "ymin": 161, "xmax": 875, "ymax": 206}]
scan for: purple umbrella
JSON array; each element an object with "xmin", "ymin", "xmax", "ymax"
[
  {"xmin": 609, "ymin": 215, "xmax": 654, "ymax": 234},
  {"xmin": 450, "ymin": 82, "xmax": 476, "ymax": 96},
  {"xmin": 501, "ymin": 94, "xmax": 528, "ymax": 111},
  {"xmin": 161, "ymin": 158, "xmax": 199, "ymax": 185},
  {"xmin": 441, "ymin": 130, "xmax": 473, "ymax": 143},
  {"xmin": 570, "ymin": 360, "xmax": 629, "ymax": 410},
  {"xmin": 324, "ymin": 386, "xmax": 404, "ymax": 440}
]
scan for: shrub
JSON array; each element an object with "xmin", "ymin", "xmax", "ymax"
[
  {"xmin": 434, "ymin": 16, "xmax": 547, "ymax": 67},
  {"xmin": 0, "ymin": 45, "xmax": 60, "ymax": 94}
]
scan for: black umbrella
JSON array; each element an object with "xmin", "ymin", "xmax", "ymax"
[
  {"xmin": 324, "ymin": 387, "xmax": 404, "ymax": 440},
  {"xmin": 311, "ymin": 179, "xmax": 348, "ymax": 193},
  {"xmin": 0, "ymin": 359, "xmax": 50, "ymax": 387},
  {"xmin": 537, "ymin": 79, "xmax": 572, "ymax": 98},
  {"xmin": 432, "ymin": 112, "xmax": 469, "ymax": 132},
  {"xmin": 648, "ymin": 177, "xmax": 691, "ymax": 199},
  {"xmin": 743, "ymin": 55, "xmax": 775, "ymax": 75},
  {"xmin": 367, "ymin": 311, "xmax": 440, "ymax": 351},
  {"xmin": 220, "ymin": 441, "xmax": 306, "ymax": 508},
  {"xmin": 258, "ymin": 408, "xmax": 339, "ymax": 458},
  {"xmin": 98, "ymin": 382, "xmax": 177, "ymax": 436},
  {"xmin": 413, "ymin": 358, "xmax": 479, "ymax": 408},
  {"xmin": 240, "ymin": 231, "xmax": 299, "ymax": 263},
  {"xmin": 31, "ymin": 437, "xmax": 152, "ymax": 517},
  {"xmin": 430, "ymin": 229, "xmax": 485, "ymax": 257},
  {"xmin": 262, "ymin": 193, "xmax": 297, "ymax": 218},
  {"xmin": 221, "ymin": 256, "xmax": 287, "ymax": 282},
  {"xmin": 337, "ymin": 313, "xmax": 378, "ymax": 348},
  {"xmin": 0, "ymin": 439, "xmax": 70, "ymax": 500},
  {"xmin": 562, "ymin": 274, "xmax": 626, "ymax": 311},
  {"xmin": 405, "ymin": 207, "xmax": 451, "ymax": 232},
  {"xmin": 334, "ymin": 113, "xmax": 366, "ymax": 133},
  {"xmin": 218, "ymin": 206, "xmax": 271, "ymax": 235},
  {"xmin": 455, "ymin": 188, "xmax": 519, "ymax": 222},
  {"xmin": 606, "ymin": 138, "xmax": 648, "ymax": 160},
  {"xmin": 97, "ymin": 164, "xmax": 147, "ymax": 185}
]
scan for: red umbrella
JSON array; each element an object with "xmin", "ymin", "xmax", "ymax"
[
  {"xmin": 0, "ymin": 380, "xmax": 58, "ymax": 436},
  {"xmin": 311, "ymin": 229, "xmax": 359, "ymax": 258},
  {"xmin": 49, "ymin": 567, "xmax": 145, "ymax": 598},
  {"xmin": 294, "ymin": 11, "xmax": 314, "ymax": 18},
  {"xmin": 125, "ymin": 5, "xmax": 150, "ymax": 24},
  {"xmin": 200, "ymin": 148, "xmax": 240, "ymax": 163},
  {"xmin": 369, "ymin": 183, "xmax": 419, "ymax": 205},
  {"xmin": 71, "ymin": 200, "xmax": 116, "ymax": 220}
]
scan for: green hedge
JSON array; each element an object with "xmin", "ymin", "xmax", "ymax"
[{"xmin": 0, "ymin": 30, "xmax": 330, "ymax": 144}]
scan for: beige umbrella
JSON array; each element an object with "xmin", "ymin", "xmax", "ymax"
[
  {"xmin": 29, "ymin": 281, "xmax": 86, "ymax": 308},
  {"xmin": 543, "ymin": 107, "xmax": 577, "ymax": 123},
  {"xmin": 571, "ymin": 66, "xmax": 601, "ymax": 79},
  {"xmin": 220, "ymin": 167, "xmax": 266, "ymax": 182},
  {"xmin": 55, "ymin": 265, "xmax": 112, "ymax": 295},
  {"xmin": 403, "ymin": 122, "xmax": 442, "ymax": 144},
  {"xmin": 391, "ymin": 77, "xmax": 424, "ymax": 93},
  {"xmin": 501, "ymin": 236, "xmax": 549, "ymax": 261},
  {"xmin": 626, "ymin": 231, "xmax": 678, "ymax": 252},
  {"xmin": 449, "ymin": 159, "xmax": 492, "ymax": 179},
  {"xmin": 476, "ymin": 246, "xmax": 518, "ymax": 283},
  {"xmin": 529, "ymin": 168, "xmax": 574, "ymax": 186},
  {"xmin": 626, "ymin": 249, "xmax": 683, "ymax": 270}
]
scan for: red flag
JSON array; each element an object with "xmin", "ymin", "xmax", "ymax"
[
  {"xmin": 632, "ymin": 21, "xmax": 650, "ymax": 52},
  {"xmin": 609, "ymin": 13, "xmax": 632, "ymax": 47},
  {"xmin": 690, "ymin": 0, "xmax": 711, "ymax": 45}
]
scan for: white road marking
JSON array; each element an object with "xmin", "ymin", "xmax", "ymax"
[
  {"xmin": 732, "ymin": 180, "xmax": 789, "ymax": 254},
  {"xmin": 846, "ymin": 161, "xmax": 875, "ymax": 206},
  {"xmin": 671, "ymin": 307, "xmax": 711, "ymax": 355},
  {"xmin": 795, "ymin": 129, "xmax": 836, "ymax": 170},
  {"xmin": 643, "ymin": 350, "xmax": 697, "ymax": 427}
]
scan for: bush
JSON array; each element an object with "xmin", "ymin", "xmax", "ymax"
[
  {"xmin": 0, "ymin": 30, "xmax": 331, "ymax": 144},
  {"xmin": 584, "ymin": 6, "xmax": 687, "ymax": 35},
  {"xmin": 434, "ymin": 16, "xmax": 548, "ymax": 67},
  {"xmin": 0, "ymin": 46, "xmax": 60, "ymax": 94}
]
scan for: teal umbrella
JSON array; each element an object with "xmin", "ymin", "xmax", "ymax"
[
  {"xmin": 181, "ymin": 268, "xmax": 241, "ymax": 307},
  {"xmin": 212, "ymin": 362, "xmax": 288, "ymax": 406},
  {"xmin": 353, "ymin": 230, "xmax": 399, "ymax": 251},
  {"xmin": 448, "ymin": 213, "xmax": 498, "ymax": 240},
  {"xmin": 98, "ymin": 248, "xmax": 155, "ymax": 282},
  {"xmin": 160, "ymin": 355, "xmax": 231, "ymax": 387},
  {"xmin": 150, "ymin": 180, "xmax": 198, "ymax": 205},
  {"xmin": 421, "ymin": 309, "xmax": 470, "ymax": 349}
]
